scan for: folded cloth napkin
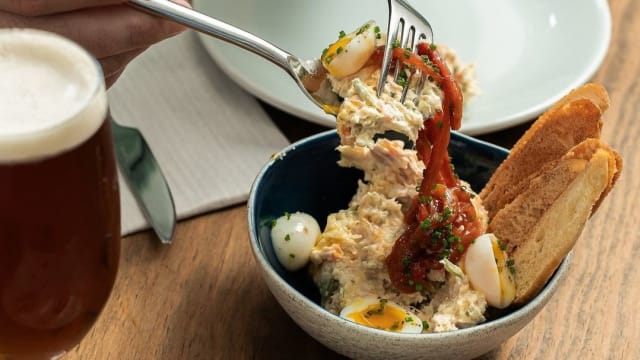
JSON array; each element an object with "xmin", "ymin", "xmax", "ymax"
[{"xmin": 108, "ymin": 31, "xmax": 289, "ymax": 236}]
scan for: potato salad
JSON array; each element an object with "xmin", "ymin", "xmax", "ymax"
[{"xmin": 271, "ymin": 21, "xmax": 515, "ymax": 333}]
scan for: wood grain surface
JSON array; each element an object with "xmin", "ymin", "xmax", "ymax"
[{"xmin": 67, "ymin": 1, "xmax": 639, "ymax": 359}]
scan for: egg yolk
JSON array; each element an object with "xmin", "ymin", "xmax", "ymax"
[
  {"xmin": 346, "ymin": 301, "xmax": 408, "ymax": 331},
  {"xmin": 491, "ymin": 238, "xmax": 516, "ymax": 305},
  {"xmin": 322, "ymin": 36, "xmax": 353, "ymax": 65}
]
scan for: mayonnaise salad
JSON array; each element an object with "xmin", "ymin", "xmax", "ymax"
[{"xmin": 270, "ymin": 21, "xmax": 515, "ymax": 333}]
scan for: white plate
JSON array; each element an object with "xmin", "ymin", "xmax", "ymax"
[{"xmin": 193, "ymin": 0, "xmax": 610, "ymax": 135}]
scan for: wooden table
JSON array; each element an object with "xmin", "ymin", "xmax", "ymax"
[{"xmin": 68, "ymin": 1, "xmax": 639, "ymax": 359}]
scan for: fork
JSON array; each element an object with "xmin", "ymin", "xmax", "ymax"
[
  {"xmin": 377, "ymin": 0, "xmax": 434, "ymax": 100},
  {"xmin": 129, "ymin": 0, "xmax": 330, "ymax": 111}
]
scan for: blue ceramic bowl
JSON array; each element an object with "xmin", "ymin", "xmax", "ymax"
[{"xmin": 248, "ymin": 130, "xmax": 569, "ymax": 360}]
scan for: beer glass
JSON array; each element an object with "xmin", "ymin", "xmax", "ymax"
[{"xmin": 0, "ymin": 29, "xmax": 121, "ymax": 358}]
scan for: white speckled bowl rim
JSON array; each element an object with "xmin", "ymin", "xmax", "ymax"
[{"xmin": 247, "ymin": 130, "xmax": 572, "ymax": 360}]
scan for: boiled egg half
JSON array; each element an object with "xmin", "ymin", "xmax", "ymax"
[
  {"xmin": 321, "ymin": 21, "xmax": 378, "ymax": 78},
  {"xmin": 464, "ymin": 233, "xmax": 516, "ymax": 308},
  {"xmin": 270, "ymin": 212, "xmax": 321, "ymax": 271},
  {"xmin": 340, "ymin": 297, "xmax": 424, "ymax": 333}
]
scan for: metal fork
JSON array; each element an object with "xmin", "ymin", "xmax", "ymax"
[
  {"xmin": 129, "ymin": 0, "xmax": 329, "ymax": 110},
  {"xmin": 377, "ymin": 0, "xmax": 434, "ymax": 100}
]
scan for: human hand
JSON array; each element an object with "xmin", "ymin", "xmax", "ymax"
[{"xmin": 0, "ymin": 0, "xmax": 191, "ymax": 87}]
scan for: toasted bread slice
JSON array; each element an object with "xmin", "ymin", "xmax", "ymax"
[
  {"xmin": 487, "ymin": 139, "xmax": 621, "ymax": 304},
  {"xmin": 493, "ymin": 137, "xmax": 621, "ymax": 222},
  {"xmin": 549, "ymin": 83, "xmax": 610, "ymax": 113},
  {"xmin": 592, "ymin": 147, "xmax": 623, "ymax": 213},
  {"xmin": 480, "ymin": 84, "xmax": 609, "ymax": 218}
]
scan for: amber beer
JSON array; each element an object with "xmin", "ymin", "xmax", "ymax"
[{"xmin": 0, "ymin": 30, "xmax": 120, "ymax": 358}]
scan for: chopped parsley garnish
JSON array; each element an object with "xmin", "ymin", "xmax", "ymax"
[
  {"xmin": 415, "ymin": 283, "xmax": 423, "ymax": 291},
  {"xmin": 402, "ymin": 257, "xmax": 411, "ymax": 268},
  {"xmin": 405, "ymin": 316, "xmax": 413, "ymax": 323},
  {"xmin": 443, "ymin": 236, "xmax": 452, "ymax": 247},
  {"xmin": 338, "ymin": 30, "xmax": 346, "ymax": 38},
  {"xmin": 457, "ymin": 243, "xmax": 465, "ymax": 251},
  {"xmin": 506, "ymin": 259, "xmax": 516, "ymax": 274},
  {"xmin": 284, "ymin": 234, "xmax": 291, "ymax": 241},
  {"xmin": 436, "ymin": 120, "xmax": 444, "ymax": 129},
  {"xmin": 446, "ymin": 234, "xmax": 460, "ymax": 246},
  {"xmin": 430, "ymin": 43, "xmax": 437, "ymax": 51},
  {"xmin": 289, "ymin": 253, "xmax": 295, "ymax": 259},
  {"xmin": 422, "ymin": 320, "xmax": 429, "ymax": 329},
  {"xmin": 403, "ymin": 49, "xmax": 411, "ymax": 59},
  {"xmin": 396, "ymin": 70, "xmax": 409, "ymax": 87},
  {"xmin": 356, "ymin": 23, "xmax": 371, "ymax": 35},
  {"xmin": 420, "ymin": 55, "xmax": 441, "ymax": 73},
  {"xmin": 442, "ymin": 207, "xmax": 452, "ymax": 221},
  {"xmin": 392, "ymin": 39, "xmax": 401, "ymax": 48},
  {"xmin": 498, "ymin": 240, "xmax": 507, "ymax": 251},
  {"xmin": 365, "ymin": 299, "xmax": 388, "ymax": 318},
  {"xmin": 270, "ymin": 219, "xmax": 277, "ymax": 228},
  {"xmin": 420, "ymin": 219, "xmax": 432, "ymax": 231},
  {"xmin": 284, "ymin": 211, "xmax": 291, "ymax": 220},
  {"xmin": 418, "ymin": 195, "xmax": 426, "ymax": 203},
  {"xmin": 336, "ymin": 46, "xmax": 344, "ymax": 54}
]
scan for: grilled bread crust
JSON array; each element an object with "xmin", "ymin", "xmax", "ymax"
[
  {"xmin": 480, "ymin": 84, "xmax": 610, "ymax": 219},
  {"xmin": 480, "ymin": 84, "xmax": 622, "ymax": 304}
]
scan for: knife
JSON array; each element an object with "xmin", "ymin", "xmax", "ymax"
[{"xmin": 111, "ymin": 116, "xmax": 177, "ymax": 244}]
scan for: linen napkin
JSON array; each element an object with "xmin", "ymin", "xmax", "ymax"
[{"xmin": 108, "ymin": 31, "xmax": 290, "ymax": 236}]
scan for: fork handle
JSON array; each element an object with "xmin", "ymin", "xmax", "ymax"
[{"xmin": 129, "ymin": 0, "xmax": 292, "ymax": 71}]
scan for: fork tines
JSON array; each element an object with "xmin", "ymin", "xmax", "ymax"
[{"xmin": 377, "ymin": 0, "xmax": 433, "ymax": 102}]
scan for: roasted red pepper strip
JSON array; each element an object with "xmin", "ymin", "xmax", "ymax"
[
  {"xmin": 385, "ymin": 44, "xmax": 480, "ymax": 293},
  {"xmin": 391, "ymin": 47, "xmax": 443, "ymax": 82}
]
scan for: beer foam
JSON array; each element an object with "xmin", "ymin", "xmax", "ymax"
[{"xmin": 0, "ymin": 29, "xmax": 107, "ymax": 163}]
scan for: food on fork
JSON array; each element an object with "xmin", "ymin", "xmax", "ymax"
[
  {"xmin": 312, "ymin": 21, "xmax": 478, "ymax": 116},
  {"xmin": 269, "ymin": 21, "xmax": 621, "ymax": 333}
]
